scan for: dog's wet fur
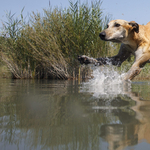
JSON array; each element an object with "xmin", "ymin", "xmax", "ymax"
[{"xmin": 78, "ymin": 19, "xmax": 150, "ymax": 80}]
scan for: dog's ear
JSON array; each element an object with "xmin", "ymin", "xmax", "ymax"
[{"xmin": 128, "ymin": 21, "xmax": 139, "ymax": 33}]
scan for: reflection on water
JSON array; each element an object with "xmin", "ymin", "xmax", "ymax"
[{"xmin": 0, "ymin": 79, "xmax": 150, "ymax": 150}]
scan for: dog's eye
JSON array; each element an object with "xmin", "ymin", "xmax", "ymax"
[
  {"xmin": 107, "ymin": 25, "xmax": 109, "ymax": 28},
  {"xmin": 115, "ymin": 23, "xmax": 120, "ymax": 27}
]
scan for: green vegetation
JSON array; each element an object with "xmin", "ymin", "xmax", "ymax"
[
  {"xmin": 0, "ymin": 0, "xmax": 114, "ymax": 79},
  {"xmin": 0, "ymin": 0, "xmax": 150, "ymax": 80}
]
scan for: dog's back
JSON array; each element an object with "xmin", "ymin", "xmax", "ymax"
[{"xmin": 146, "ymin": 22, "xmax": 150, "ymax": 26}]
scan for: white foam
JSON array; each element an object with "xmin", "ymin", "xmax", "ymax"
[{"xmin": 80, "ymin": 66, "xmax": 131, "ymax": 98}]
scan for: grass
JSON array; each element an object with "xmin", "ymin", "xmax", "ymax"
[
  {"xmin": 1, "ymin": 0, "xmax": 150, "ymax": 80},
  {"xmin": 0, "ymin": 0, "xmax": 113, "ymax": 79}
]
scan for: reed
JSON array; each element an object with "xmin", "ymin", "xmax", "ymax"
[
  {"xmin": 0, "ymin": 0, "xmax": 112, "ymax": 79},
  {"xmin": 2, "ymin": 0, "xmax": 150, "ymax": 80}
]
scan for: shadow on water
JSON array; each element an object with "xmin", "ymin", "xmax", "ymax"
[{"xmin": 0, "ymin": 76, "xmax": 150, "ymax": 149}]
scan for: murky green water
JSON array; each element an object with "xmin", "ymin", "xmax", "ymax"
[{"xmin": 0, "ymin": 79, "xmax": 150, "ymax": 150}]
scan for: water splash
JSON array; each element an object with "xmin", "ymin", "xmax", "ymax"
[{"xmin": 80, "ymin": 66, "xmax": 131, "ymax": 98}]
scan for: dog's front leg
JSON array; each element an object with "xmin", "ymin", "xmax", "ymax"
[
  {"xmin": 123, "ymin": 64, "xmax": 142, "ymax": 81},
  {"xmin": 78, "ymin": 55, "xmax": 103, "ymax": 65},
  {"xmin": 78, "ymin": 44, "xmax": 132, "ymax": 66},
  {"xmin": 123, "ymin": 50, "xmax": 150, "ymax": 80}
]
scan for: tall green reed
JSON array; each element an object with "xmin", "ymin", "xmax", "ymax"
[{"xmin": 1, "ymin": 0, "xmax": 113, "ymax": 79}]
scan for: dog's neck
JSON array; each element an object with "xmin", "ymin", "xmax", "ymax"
[
  {"xmin": 122, "ymin": 30, "xmax": 146, "ymax": 51},
  {"xmin": 131, "ymin": 25, "xmax": 150, "ymax": 49}
]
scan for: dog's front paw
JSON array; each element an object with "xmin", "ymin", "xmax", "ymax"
[{"xmin": 78, "ymin": 55, "xmax": 92, "ymax": 64}]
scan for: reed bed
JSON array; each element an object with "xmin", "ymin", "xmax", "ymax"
[
  {"xmin": 1, "ymin": 0, "xmax": 150, "ymax": 80},
  {"xmin": 0, "ymin": 0, "xmax": 112, "ymax": 79}
]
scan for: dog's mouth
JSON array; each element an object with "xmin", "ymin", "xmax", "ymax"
[
  {"xmin": 109, "ymin": 39, "xmax": 122, "ymax": 43},
  {"xmin": 99, "ymin": 31, "xmax": 125, "ymax": 43},
  {"xmin": 100, "ymin": 37, "xmax": 122, "ymax": 43}
]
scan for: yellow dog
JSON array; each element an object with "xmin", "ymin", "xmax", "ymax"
[{"xmin": 78, "ymin": 19, "xmax": 150, "ymax": 80}]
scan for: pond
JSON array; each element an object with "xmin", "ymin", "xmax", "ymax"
[{"xmin": 0, "ymin": 76, "xmax": 150, "ymax": 150}]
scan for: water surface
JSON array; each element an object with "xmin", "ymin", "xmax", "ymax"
[{"xmin": 0, "ymin": 78, "xmax": 150, "ymax": 150}]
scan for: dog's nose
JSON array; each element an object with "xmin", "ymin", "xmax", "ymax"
[{"xmin": 99, "ymin": 32, "xmax": 106, "ymax": 40}]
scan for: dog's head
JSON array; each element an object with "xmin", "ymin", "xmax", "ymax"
[{"xmin": 99, "ymin": 19, "xmax": 139, "ymax": 43}]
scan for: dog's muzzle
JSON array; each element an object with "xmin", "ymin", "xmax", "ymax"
[{"xmin": 99, "ymin": 32, "xmax": 106, "ymax": 40}]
